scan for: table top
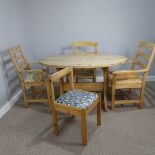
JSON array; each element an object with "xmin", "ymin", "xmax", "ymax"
[{"xmin": 40, "ymin": 54, "xmax": 128, "ymax": 68}]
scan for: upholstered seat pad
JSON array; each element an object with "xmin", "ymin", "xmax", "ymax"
[{"xmin": 56, "ymin": 89, "xmax": 98, "ymax": 109}]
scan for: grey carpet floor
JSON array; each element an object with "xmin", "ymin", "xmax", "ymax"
[{"xmin": 0, "ymin": 82, "xmax": 155, "ymax": 155}]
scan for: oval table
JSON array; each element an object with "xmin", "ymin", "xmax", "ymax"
[{"xmin": 40, "ymin": 54, "xmax": 128, "ymax": 111}]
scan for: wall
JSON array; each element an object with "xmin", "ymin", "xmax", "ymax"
[
  {"xmin": 24, "ymin": 0, "xmax": 155, "ymax": 75},
  {"xmin": 0, "ymin": 0, "xmax": 33, "ymax": 109},
  {"xmin": 0, "ymin": 0, "xmax": 155, "ymax": 110}
]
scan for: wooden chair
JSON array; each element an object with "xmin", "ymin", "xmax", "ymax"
[
  {"xmin": 110, "ymin": 41, "xmax": 155, "ymax": 110},
  {"xmin": 72, "ymin": 42, "xmax": 98, "ymax": 82},
  {"xmin": 9, "ymin": 45, "xmax": 50, "ymax": 108},
  {"xmin": 47, "ymin": 67, "xmax": 101, "ymax": 146}
]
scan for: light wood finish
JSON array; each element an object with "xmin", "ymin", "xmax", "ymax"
[
  {"xmin": 9, "ymin": 45, "xmax": 50, "ymax": 108},
  {"xmin": 63, "ymin": 82, "xmax": 104, "ymax": 92},
  {"xmin": 40, "ymin": 54, "xmax": 128, "ymax": 68},
  {"xmin": 40, "ymin": 54, "xmax": 128, "ymax": 111},
  {"xmin": 72, "ymin": 42, "xmax": 98, "ymax": 83},
  {"xmin": 48, "ymin": 67, "xmax": 101, "ymax": 146},
  {"xmin": 72, "ymin": 42, "xmax": 98, "ymax": 55},
  {"xmin": 110, "ymin": 41, "xmax": 155, "ymax": 110},
  {"xmin": 81, "ymin": 110, "xmax": 87, "ymax": 145},
  {"xmin": 97, "ymin": 94, "xmax": 102, "ymax": 125},
  {"xmin": 103, "ymin": 67, "xmax": 108, "ymax": 111}
]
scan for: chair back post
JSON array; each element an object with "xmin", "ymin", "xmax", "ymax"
[
  {"xmin": 72, "ymin": 42, "xmax": 98, "ymax": 55},
  {"xmin": 146, "ymin": 45, "xmax": 155, "ymax": 72},
  {"xmin": 130, "ymin": 45, "xmax": 140, "ymax": 70},
  {"xmin": 142, "ymin": 41, "xmax": 155, "ymax": 80}
]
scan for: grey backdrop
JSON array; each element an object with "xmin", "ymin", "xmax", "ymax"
[
  {"xmin": 23, "ymin": 0, "xmax": 155, "ymax": 74},
  {"xmin": 0, "ymin": 0, "xmax": 155, "ymax": 108},
  {"xmin": 23, "ymin": 0, "xmax": 155, "ymax": 58},
  {"xmin": 0, "ymin": 0, "xmax": 33, "ymax": 108}
]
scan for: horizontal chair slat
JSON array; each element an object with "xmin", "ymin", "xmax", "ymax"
[
  {"xmin": 139, "ymin": 41, "xmax": 155, "ymax": 50},
  {"xmin": 115, "ymin": 100, "xmax": 141, "ymax": 104},
  {"xmin": 24, "ymin": 82, "xmax": 45, "ymax": 86},
  {"xmin": 63, "ymin": 82, "xmax": 104, "ymax": 92},
  {"xmin": 28, "ymin": 99, "xmax": 48, "ymax": 102},
  {"xmin": 115, "ymin": 84, "xmax": 142, "ymax": 89},
  {"xmin": 72, "ymin": 42, "xmax": 97, "ymax": 47},
  {"xmin": 55, "ymin": 103, "xmax": 81, "ymax": 116}
]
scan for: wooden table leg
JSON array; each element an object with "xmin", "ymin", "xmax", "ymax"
[{"xmin": 103, "ymin": 67, "xmax": 108, "ymax": 112}]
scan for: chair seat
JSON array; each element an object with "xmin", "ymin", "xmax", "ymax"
[
  {"xmin": 109, "ymin": 71, "xmax": 142, "ymax": 85},
  {"xmin": 56, "ymin": 89, "xmax": 98, "ymax": 109}
]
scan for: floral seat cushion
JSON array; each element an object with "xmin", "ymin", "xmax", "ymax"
[{"xmin": 56, "ymin": 89, "xmax": 98, "ymax": 109}]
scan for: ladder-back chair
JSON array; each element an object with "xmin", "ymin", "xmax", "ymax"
[
  {"xmin": 9, "ymin": 45, "xmax": 50, "ymax": 108},
  {"xmin": 110, "ymin": 41, "xmax": 155, "ymax": 110},
  {"xmin": 47, "ymin": 67, "xmax": 101, "ymax": 145},
  {"xmin": 72, "ymin": 42, "xmax": 98, "ymax": 82}
]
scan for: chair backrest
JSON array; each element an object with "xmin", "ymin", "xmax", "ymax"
[
  {"xmin": 9, "ymin": 45, "xmax": 30, "ymax": 81},
  {"xmin": 131, "ymin": 41, "xmax": 155, "ymax": 75},
  {"xmin": 72, "ymin": 41, "xmax": 98, "ymax": 55},
  {"xmin": 48, "ymin": 67, "xmax": 74, "ymax": 107}
]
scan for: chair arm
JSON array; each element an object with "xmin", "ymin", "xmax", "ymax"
[
  {"xmin": 113, "ymin": 69, "xmax": 146, "ymax": 75},
  {"xmin": 20, "ymin": 69, "xmax": 44, "ymax": 73}
]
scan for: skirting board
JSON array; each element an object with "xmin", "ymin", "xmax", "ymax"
[
  {"xmin": 0, "ymin": 89, "xmax": 22, "ymax": 119},
  {"xmin": 0, "ymin": 76, "xmax": 155, "ymax": 119}
]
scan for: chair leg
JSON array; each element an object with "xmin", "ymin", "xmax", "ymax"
[
  {"xmin": 139, "ymin": 87, "xmax": 144, "ymax": 109},
  {"xmin": 52, "ymin": 110, "xmax": 59, "ymax": 136},
  {"xmin": 111, "ymin": 86, "xmax": 115, "ymax": 110},
  {"xmin": 21, "ymin": 83, "xmax": 29, "ymax": 108},
  {"xmin": 97, "ymin": 95, "xmax": 101, "ymax": 126},
  {"xmin": 46, "ymin": 85, "xmax": 52, "ymax": 108},
  {"xmin": 81, "ymin": 110, "xmax": 87, "ymax": 146}
]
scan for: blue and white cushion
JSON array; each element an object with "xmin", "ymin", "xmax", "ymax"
[{"xmin": 56, "ymin": 89, "xmax": 98, "ymax": 109}]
